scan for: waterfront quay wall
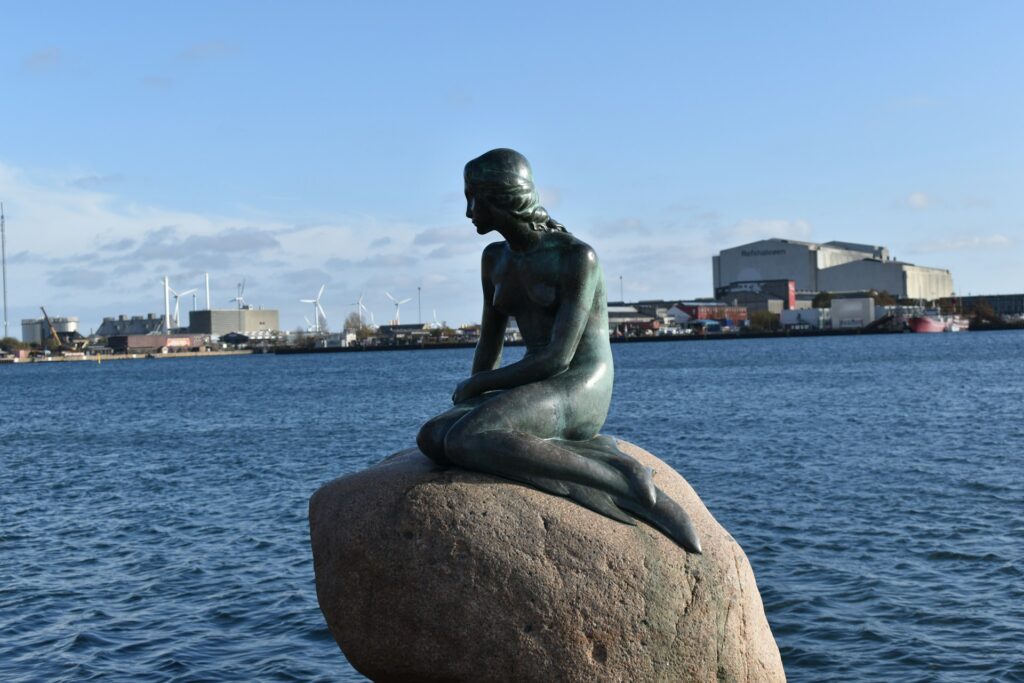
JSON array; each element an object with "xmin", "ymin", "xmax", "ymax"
[
  {"xmin": 275, "ymin": 327, "xmax": 912, "ymax": 355},
  {"xmin": 1, "ymin": 350, "xmax": 253, "ymax": 364}
]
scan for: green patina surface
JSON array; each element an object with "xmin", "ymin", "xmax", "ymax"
[{"xmin": 417, "ymin": 149, "xmax": 700, "ymax": 554}]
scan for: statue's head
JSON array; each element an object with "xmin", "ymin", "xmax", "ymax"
[{"xmin": 464, "ymin": 149, "xmax": 565, "ymax": 233}]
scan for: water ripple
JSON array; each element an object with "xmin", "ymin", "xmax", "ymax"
[{"xmin": 2, "ymin": 333, "xmax": 1023, "ymax": 681}]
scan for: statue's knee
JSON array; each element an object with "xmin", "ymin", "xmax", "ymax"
[
  {"xmin": 442, "ymin": 422, "xmax": 474, "ymax": 466},
  {"xmin": 416, "ymin": 420, "xmax": 445, "ymax": 463},
  {"xmin": 444, "ymin": 420, "xmax": 493, "ymax": 468}
]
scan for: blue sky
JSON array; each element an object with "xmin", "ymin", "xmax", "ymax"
[{"xmin": 1, "ymin": 2, "xmax": 1021, "ymax": 336}]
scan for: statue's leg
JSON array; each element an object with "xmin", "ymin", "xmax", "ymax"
[
  {"xmin": 441, "ymin": 383, "xmax": 702, "ymax": 554},
  {"xmin": 416, "ymin": 393, "xmax": 504, "ymax": 465},
  {"xmin": 441, "ymin": 381, "xmax": 644, "ymax": 505},
  {"xmin": 417, "ymin": 406, "xmax": 473, "ymax": 465}
]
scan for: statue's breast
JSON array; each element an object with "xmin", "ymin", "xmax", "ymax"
[
  {"xmin": 527, "ymin": 282, "xmax": 556, "ymax": 308},
  {"xmin": 491, "ymin": 252, "xmax": 560, "ymax": 314},
  {"xmin": 492, "ymin": 282, "xmax": 517, "ymax": 313}
]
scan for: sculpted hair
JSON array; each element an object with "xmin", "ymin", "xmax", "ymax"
[{"xmin": 464, "ymin": 148, "xmax": 567, "ymax": 233}]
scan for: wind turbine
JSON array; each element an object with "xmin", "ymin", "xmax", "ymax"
[
  {"xmin": 300, "ymin": 285, "xmax": 327, "ymax": 333},
  {"xmin": 169, "ymin": 287, "xmax": 196, "ymax": 328},
  {"xmin": 163, "ymin": 276, "xmax": 171, "ymax": 334},
  {"xmin": 385, "ymin": 291, "xmax": 412, "ymax": 325},
  {"xmin": 350, "ymin": 292, "xmax": 368, "ymax": 327}
]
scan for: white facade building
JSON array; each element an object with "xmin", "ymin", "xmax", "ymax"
[
  {"xmin": 831, "ymin": 298, "xmax": 877, "ymax": 329},
  {"xmin": 713, "ymin": 238, "xmax": 952, "ymax": 300},
  {"xmin": 818, "ymin": 259, "xmax": 953, "ymax": 300}
]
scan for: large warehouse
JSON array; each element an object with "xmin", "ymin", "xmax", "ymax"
[
  {"xmin": 712, "ymin": 238, "xmax": 953, "ymax": 300},
  {"xmin": 187, "ymin": 308, "xmax": 280, "ymax": 338}
]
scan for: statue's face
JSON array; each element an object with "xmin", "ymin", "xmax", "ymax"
[{"xmin": 465, "ymin": 188, "xmax": 495, "ymax": 235}]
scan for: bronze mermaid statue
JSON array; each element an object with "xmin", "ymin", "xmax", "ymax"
[{"xmin": 417, "ymin": 148, "xmax": 700, "ymax": 553}]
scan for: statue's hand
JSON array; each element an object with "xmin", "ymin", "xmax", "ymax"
[{"xmin": 452, "ymin": 377, "xmax": 478, "ymax": 405}]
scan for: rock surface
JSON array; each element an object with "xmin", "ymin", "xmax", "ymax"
[{"xmin": 309, "ymin": 441, "xmax": 785, "ymax": 682}]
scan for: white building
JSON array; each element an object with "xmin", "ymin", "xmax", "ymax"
[
  {"xmin": 713, "ymin": 238, "xmax": 953, "ymax": 300},
  {"xmin": 818, "ymin": 259, "xmax": 953, "ymax": 301},
  {"xmin": 830, "ymin": 298, "xmax": 877, "ymax": 329}
]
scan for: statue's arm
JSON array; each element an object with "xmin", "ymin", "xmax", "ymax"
[
  {"xmin": 458, "ymin": 245, "xmax": 598, "ymax": 399},
  {"xmin": 472, "ymin": 243, "xmax": 507, "ymax": 374}
]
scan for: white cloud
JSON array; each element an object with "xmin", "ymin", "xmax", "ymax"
[
  {"xmin": 911, "ymin": 234, "xmax": 1012, "ymax": 254},
  {"xmin": 720, "ymin": 218, "xmax": 812, "ymax": 244},
  {"xmin": 907, "ymin": 192, "xmax": 930, "ymax": 209},
  {"xmin": 580, "ymin": 213, "xmax": 813, "ymax": 304},
  {"xmin": 0, "ymin": 162, "xmax": 401, "ymax": 334},
  {"xmin": 22, "ymin": 48, "xmax": 61, "ymax": 73},
  {"xmin": 591, "ymin": 217, "xmax": 649, "ymax": 236},
  {"xmin": 413, "ymin": 226, "xmax": 465, "ymax": 246},
  {"xmin": 48, "ymin": 267, "xmax": 108, "ymax": 289},
  {"xmin": 178, "ymin": 41, "xmax": 235, "ymax": 61},
  {"xmin": 141, "ymin": 75, "xmax": 173, "ymax": 90},
  {"xmin": 0, "ymin": 160, "xmax": 831, "ymax": 335},
  {"xmin": 538, "ymin": 186, "xmax": 563, "ymax": 209}
]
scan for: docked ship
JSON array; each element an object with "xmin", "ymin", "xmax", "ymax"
[{"xmin": 908, "ymin": 310, "xmax": 968, "ymax": 333}]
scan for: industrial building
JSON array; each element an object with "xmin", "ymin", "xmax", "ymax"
[
  {"xmin": 375, "ymin": 323, "xmax": 431, "ymax": 343},
  {"xmin": 714, "ymin": 279, "xmax": 802, "ymax": 314},
  {"xmin": 713, "ymin": 238, "xmax": 953, "ymax": 300},
  {"xmin": 607, "ymin": 305, "xmax": 659, "ymax": 336},
  {"xmin": 952, "ymin": 294, "xmax": 1024, "ymax": 319},
  {"xmin": 667, "ymin": 302, "xmax": 748, "ymax": 326},
  {"xmin": 21, "ymin": 316, "xmax": 79, "ymax": 345},
  {"xmin": 106, "ymin": 334, "xmax": 207, "ymax": 353},
  {"xmin": 187, "ymin": 308, "xmax": 280, "ymax": 338},
  {"xmin": 96, "ymin": 314, "xmax": 165, "ymax": 337}
]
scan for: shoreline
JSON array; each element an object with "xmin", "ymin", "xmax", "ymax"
[
  {"xmin": 0, "ymin": 349, "xmax": 253, "ymax": 364},
  {"xmin": 4, "ymin": 326, "xmax": 1020, "ymax": 364},
  {"xmin": 276, "ymin": 325, "xmax": 1020, "ymax": 355}
]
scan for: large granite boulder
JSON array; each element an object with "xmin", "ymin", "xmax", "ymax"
[{"xmin": 310, "ymin": 441, "xmax": 785, "ymax": 682}]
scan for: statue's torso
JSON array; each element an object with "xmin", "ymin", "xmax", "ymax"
[{"xmin": 486, "ymin": 235, "xmax": 612, "ymax": 377}]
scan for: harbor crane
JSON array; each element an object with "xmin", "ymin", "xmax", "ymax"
[{"xmin": 39, "ymin": 306, "xmax": 85, "ymax": 353}]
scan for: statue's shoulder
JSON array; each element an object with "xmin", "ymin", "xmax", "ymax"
[
  {"xmin": 482, "ymin": 240, "xmax": 506, "ymax": 264},
  {"xmin": 561, "ymin": 234, "xmax": 599, "ymax": 268}
]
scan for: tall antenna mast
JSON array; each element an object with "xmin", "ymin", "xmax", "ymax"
[{"xmin": 1, "ymin": 203, "xmax": 8, "ymax": 339}]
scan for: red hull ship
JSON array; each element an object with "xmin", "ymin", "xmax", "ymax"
[{"xmin": 908, "ymin": 314, "xmax": 968, "ymax": 333}]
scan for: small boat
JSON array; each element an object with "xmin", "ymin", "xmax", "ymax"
[{"xmin": 908, "ymin": 311, "xmax": 968, "ymax": 333}]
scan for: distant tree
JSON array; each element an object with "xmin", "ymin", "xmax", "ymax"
[
  {"xmin": 344, "ymin": 312, "xmax": 373, "ymax": 340},
  {"xmin": 748, "ymin": 311, "xmax": 780, "ymax": 332},
  {"xmin": 0, "ymin": 336, "xmax": 27, "ymax": 352},
  {"xmin": 970, "ymin": 298, "xmax": 999, "ymax": 323},
  {"xmin": 870, "ymin": 290, "xmax": 897, "ymax": 306},
  {"xmin": 812, "ymin": 291, "xmax": 833, "ymax": 308}
]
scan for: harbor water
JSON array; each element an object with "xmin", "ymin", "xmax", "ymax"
[{"xmin": 2, "ymin": 332, "xmax": 1023, "ymax": 682}]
